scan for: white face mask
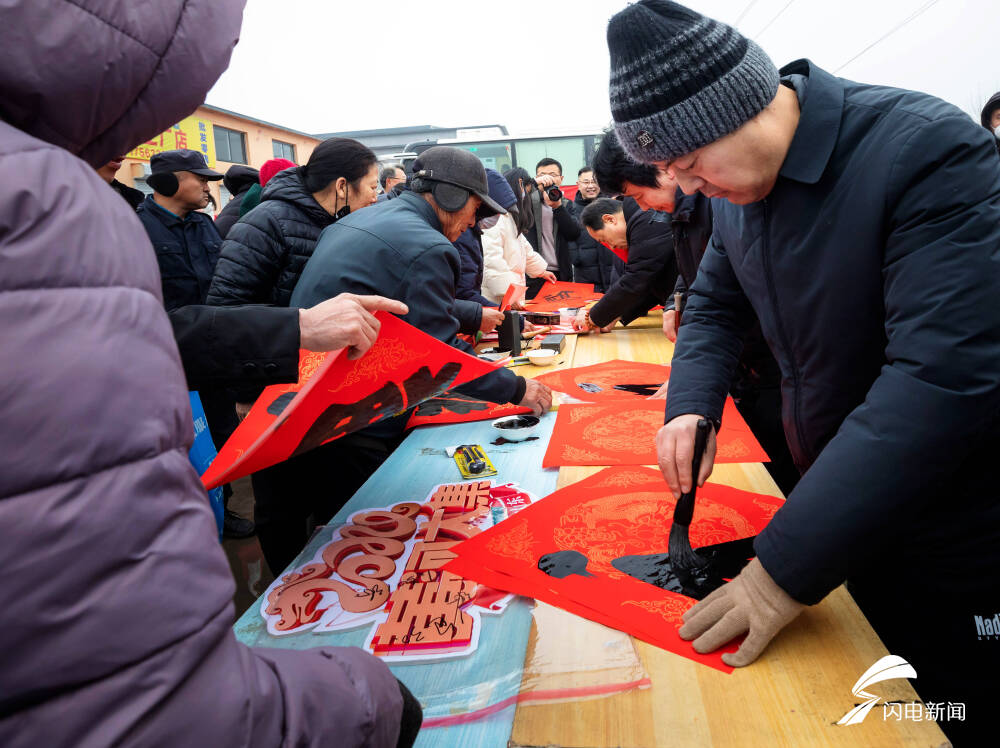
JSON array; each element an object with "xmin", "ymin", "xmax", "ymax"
[
  {"xmin": 478, "ymin": 215, "xmax": 500, "ymax": 230},
  {"xmin": 994, "ymin": 124, "xmax": 1000, "ymax": 138}
]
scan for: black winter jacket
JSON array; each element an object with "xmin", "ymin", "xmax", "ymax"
[
  {"xmin": 215, "ymin": 164, "xmax": 259, "ymax": 238},
  {"xmin": 666, "ymin": 60, "xmax": 1000, "ymax": 605},
  {"xmin": 452, "ymin": 226, "xmax": 493, "ymax": 334},
  {"xmin": 206, "ymin": 167, "xmax": 336, "ymax": 307},
  {"xmin": 170, "ymin": 304, "xmax": 299, "ymax": 391},
  {"xmin": 136, "ymin": 195, "xmax": 222, "ymax": 311},
  {"xmin": 571, "ymin": 191, "xmax": 624, "ymax": 292},
  {"xmin": 523, "ymin": 190, "xmax": 580, "ymax": 281},
  {"xmin": 291, "ymin": 191, "xmax": 526, "ymax": 437},
  {"xmin": 588, "ymin": 198, "xmax": 676, "ymax": 328}
]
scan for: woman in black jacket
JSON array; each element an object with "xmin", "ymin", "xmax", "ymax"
[{"xmin": 207, "ymin": 137, "xmax": 379, "ymax": 307}]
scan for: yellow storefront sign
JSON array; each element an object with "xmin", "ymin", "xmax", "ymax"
[{"xmin": 127, "ymin": 116, "xmax": 216, "ymax": 166}]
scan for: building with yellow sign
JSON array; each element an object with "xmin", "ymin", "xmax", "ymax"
[{"xmin": 116, "ymin": 105, "xmax": 321, "ymax": 211}]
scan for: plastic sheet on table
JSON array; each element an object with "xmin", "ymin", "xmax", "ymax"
[{"xmin": 516, "ymin": 601, "xmax": 651, "ymax": 707}]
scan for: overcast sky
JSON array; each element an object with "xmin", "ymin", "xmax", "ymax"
[{"xmin": 206, "ymin": 0, "xmax": 1000, "ymax": 137}]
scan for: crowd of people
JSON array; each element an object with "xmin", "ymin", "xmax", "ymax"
[{"xmin": 3, "ymin": 0, "xmax": 1000, "ymax": 745}]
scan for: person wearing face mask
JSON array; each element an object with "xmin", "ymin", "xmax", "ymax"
[
  {"xmin": 570, "ymin": 166, "xmax": 623, "ymax": 292},
  {"xmin": 453, "ymin": 168, "xmax": 515, "ymax": 335},
  {"xmin": 207, "ymin": 137, "xmax": 379, "ymax": 307},
  {"xmin": 480, "ymin": 167, "xmax": 557, "ymax": 304}
]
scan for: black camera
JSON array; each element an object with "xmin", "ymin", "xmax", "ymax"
[{"xmin": 544, "ymin": 185, "xmax": 563, "ymax": 202}]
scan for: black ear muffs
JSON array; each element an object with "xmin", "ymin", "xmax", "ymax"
[
  {"xmin": 147, "ymin": 172, "xmax": 179, "ymax": 197},
  {"xmin": 431, "ymin": 181, "xmax": 471, "ymax": 212}
]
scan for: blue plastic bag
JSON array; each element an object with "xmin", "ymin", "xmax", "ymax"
[{"xmin": 189, "ymin": 392, "xmax": 225, "ymax": 541}]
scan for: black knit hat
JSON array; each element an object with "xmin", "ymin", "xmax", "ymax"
[{"xmin": 607, "ymin": 0, "xmax": 779, "ymax": 164}]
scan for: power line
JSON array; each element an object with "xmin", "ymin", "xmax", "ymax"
[
  {"xmin": 834, "ymin": 0, "xmax": 945, "ymax": 74},
  {"xmin": 733, "ymin": 0, "xmax": 760, "ymax": 27},
  {"xmin": 756, "ymin": 0, "xmax": 796, "ymax": 38}
]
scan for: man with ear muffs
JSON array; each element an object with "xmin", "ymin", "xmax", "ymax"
[{"xmin": 136, "ymin": 149, "xmax": 225, "ymax": 312}]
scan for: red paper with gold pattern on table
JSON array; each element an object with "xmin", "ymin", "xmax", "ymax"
[
  {"xmin": 445, "ymin": 466, "xmax": 786, "ymax": 673},
  {"xmin": 535, "ymin": 359, "xmax": 672, "ymax": 402},
  {"xmin": 522, "ymin": 281, "xmax": 602, "ymax": 313},
  {"xmin": 406, "ymin": 393, "xmax": 532, "ymax": 429},
  {"xmin": 543, "ymin": 398, "xmax": 769, "ymax": 467},
  {"xmin": 201, "ymin": 312, "xmax": 501, "ymax": 489}
]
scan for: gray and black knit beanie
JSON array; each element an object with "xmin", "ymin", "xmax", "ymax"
[{"xmin": 607, "ymin": 0, "xmax": 780, "ymax": 164}]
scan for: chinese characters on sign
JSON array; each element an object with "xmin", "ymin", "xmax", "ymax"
[
  {"xmin": 260, "ymin": 480, "xmax": 535, "ymax": 662},
  {"xmin": 127, "ymin": 116, "xmax": 216, "ymax": 166}
]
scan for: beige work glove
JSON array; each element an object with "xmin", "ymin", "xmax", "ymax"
[{"xmin": 678, "ymin": 558, "xmax": 805, "ymax": 667}]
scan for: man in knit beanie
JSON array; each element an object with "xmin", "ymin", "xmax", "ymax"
[{"xmin": 608, "ymin": 2, "xmax": 1000, "ymax": 741}]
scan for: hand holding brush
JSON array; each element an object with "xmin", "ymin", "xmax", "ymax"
[{"xmin": 668, "ymin": 418, "xmax": 712, "ymax": 572}]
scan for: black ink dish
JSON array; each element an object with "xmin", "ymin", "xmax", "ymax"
[{"xmin": 491, "ymin": 415, "xmax": 540, "ymax": 442}]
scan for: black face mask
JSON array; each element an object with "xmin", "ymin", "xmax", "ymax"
[{"xmin": 333, "ymin": 180, "xmax": 351, "ymax": 221}]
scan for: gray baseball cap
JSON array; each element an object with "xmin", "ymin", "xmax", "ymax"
[{"xmin": 411, "ymin": 146, "xmax": 507, "ymax": 217}]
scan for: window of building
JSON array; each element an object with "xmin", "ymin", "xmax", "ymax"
[
  {"xmin": 457, "ymin": 142, "xmax": 513, "ymax": 173},
  {"xmin": 272, "ymin": 140, "xmax": 296, "ymax": 162},
  {"xmin": 214, "ymin": 125, "xmax": 247, "ymax": 164},
  {"xmin": 513, "ymin": 137, "xmax": 587, "ymax": 183}
]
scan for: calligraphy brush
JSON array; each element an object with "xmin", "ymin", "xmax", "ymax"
[{"xmin": 668, "ymin": 418, "xmax": 711, "ymax": 572}]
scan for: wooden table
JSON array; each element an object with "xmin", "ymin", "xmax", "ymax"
[{"xmin": 509, "ymin": 313, "xmax": 949, "ymax": 748}]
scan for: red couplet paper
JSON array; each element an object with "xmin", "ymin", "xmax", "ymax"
[
  {"xmin": 542, "ymin": 399, "xmax": 769, "ymax": 467},
  {"xmin": 201, "ymin": 312, "xmax": 501, "ymax": 489},
  {"xmin": 536, "ymin": 359, "xmax": 672, "ymax": 402},
  {"xmin": 499, "ymin": 283, "xmax": 527, "ymax": 313},
  {"xmin": 523, "ymin": 281, "xmax": 602, "ymax": 313},
  {"xmin": 445, "ymin": 466, "xmax": 785, "ymax": 673},
  {"xmin": 406, "ymin": 394, "xmax": 531, "ymax": 429}
]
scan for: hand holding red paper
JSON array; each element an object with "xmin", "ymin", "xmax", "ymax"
[
  {"xmin": 299, "ymin": 293, "xmax": 409, "ymax": 358},
  {"xmin": 200, "ymin": 312, "xmax": 502, "ymax": 489}
]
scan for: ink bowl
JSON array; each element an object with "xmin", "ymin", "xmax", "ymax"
[
  {"xmin": 492, "ymin": 415, "xmax": 541, "ymax": 442},
  {"xmin": 526, "ymin": 349, "xmax": 558, "ymax": 366}
]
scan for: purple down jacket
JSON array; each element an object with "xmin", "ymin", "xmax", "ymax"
[{"xmin": 0, "ymin": 2, "xmax": 403, "ymax": 746}]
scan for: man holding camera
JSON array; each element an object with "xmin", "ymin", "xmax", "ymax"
[{"xmin": 523, "ymin": 157, "xmax": 581, "ymax": 296}]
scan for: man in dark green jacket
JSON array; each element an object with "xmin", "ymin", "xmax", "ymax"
[
  {"xmin": 292, "ymin": 145, "xmax": 552, "ymax": 434},
  {"xmin": 610, "ymin": 2, "xmax": 1000, "ymax": 741}
]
